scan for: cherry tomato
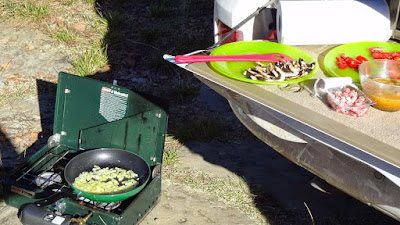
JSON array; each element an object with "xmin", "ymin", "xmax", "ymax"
[
  {"xmin": 336, "ymin": 57, "xmax": 348, "ymax": 69},
  {"xmin": 393, "ymin": 56, "xmax": 400, "ymax": 61},
  {"xmin": 369, "ymin": 47, "xmax": 383, "ymax": 53},
  {"xmin": 347, "ymin": 58, "xmax": 361, "ymax": 69},
  {"xmin": 356, "ymin": 56, "xmax": 367, "ymax": 63},
  {"xmin": 392, "ymin": 52, "xmax": 400, "ymax": 58},
  {"xmin": 372, "ymin": 52, "xmax": 384, "ymax": 59},
  {"xmin": 336, "ymin": 53, "xmax": 365, "ymax": 69},
  {"xmin": 383, "ymin": 52, "xmax": 392, "ymax": 59}
]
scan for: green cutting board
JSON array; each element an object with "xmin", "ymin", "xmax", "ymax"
[
  {"xmin": 323, "ymin": 41, "xmax": 400, "ymax": 84},
  {"xmin": 209, "ymin": 41, "xmax": 319, "ymax": 84}
]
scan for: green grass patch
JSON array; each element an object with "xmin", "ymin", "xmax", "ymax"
[
  {"xmin": 0, "ymin": 1, "xmax": 16, "ymax": 19},
  {"xmin": 51, "ymin": 29, "xmax": 76, "ymax": 44},
  {"xmin": 92, "ymin": 15, "xmax": 108, "ymax": 35},
  {"xmin": 60, "ymin": 0, "xmax": 77, "ymax": 6},
  {"xmin": 3, "ymin": 1, "xmax": 16, "ymax": 14},
  {"xmin": 163, "ymin": 147, "xmax": 180, "ymax": 166},
  {"xmin": 72, "ymin": 42, "xmax": 108, "ymax": 76},
  {"xmin": 94, "ymin": 11, "xmax": 128, "ymax": 46},
  {"xmin": 18, "ymin": 1, "xmax": 50, "ymax": 21},
  {"xmin": 86, "ymin": 0, "xmax": 96, "ymax": 5},
  {"xmin": 163, "ymin": 136, "xmax": 182, "ymax": 166}
]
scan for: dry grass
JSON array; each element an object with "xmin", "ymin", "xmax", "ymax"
[
  {"xmin": 0, "ymin": 78, "xmax": 36, "ymax": 107},
  {"xmin": 162, "ymin": 135, "xmax": 182, "ymax": 167},
  {"xmin": 162, "ymin": 136, "xmax": 267, "ymax": 224},
  {"xmin": 162, "ymin": 134, "xmax": 266, "ymax": 224},
  {"xmin": 1, "ymin": 0, "xmax": 109, "ymax": 76},
  {"xmin": 163, "ymin": 162, "xmax": 268, "ymax": 224}
]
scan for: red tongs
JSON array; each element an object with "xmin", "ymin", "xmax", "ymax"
[{"xmin": 174, "ymin": 53, "xmax": 292, "ymax": 63}]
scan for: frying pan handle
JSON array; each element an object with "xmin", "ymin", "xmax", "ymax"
[{"xmin": 35, "ymin": 191, "xmax": 75, "ymax": 207}]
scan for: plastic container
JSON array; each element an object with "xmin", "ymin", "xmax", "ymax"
[
  {"xmin": 359, "ymin": 59, "xmax": 400, "ymax": 112},
  {"xmin": 314, "ymin": 77, "xmax": 374, "ymax": 117}
]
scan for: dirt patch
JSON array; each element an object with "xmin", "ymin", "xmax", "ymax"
[{"xmin": 141, "ymin": 182, "xmax": 256, "ymax": 225}]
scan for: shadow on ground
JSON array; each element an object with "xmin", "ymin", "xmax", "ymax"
[
  {"xmin": 0, "ymin": 79, "xmax": 56, "ymax": 172},
  {"xmin": 0, "ymin": 131, "xmax": 19, "ymax": 174}
]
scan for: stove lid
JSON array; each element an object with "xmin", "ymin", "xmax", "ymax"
[{"xmin": 53, "ymin": 72, "xmax": 167, "ymax": 164}]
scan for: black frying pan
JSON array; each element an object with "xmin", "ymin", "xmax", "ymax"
[{"xmin": 64, "ymin": 148, "xmax": 150, "ymax": 202}]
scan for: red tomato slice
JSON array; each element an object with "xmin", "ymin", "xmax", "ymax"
[
  {"xmin": 347, "ymin": 59, "xmax": 360, "ymax": 69},
  {"xmin": 336, "ymin": 57, "xmax": 348, "ymax": 69},
  {"xmin": 356, "ymin": 55, "xmax": 367, "ymax": 63},
  {"xmin": 382, "ymin": 52, "xmax": 392, "ymax": 59},
  {"xmin": 392, "ymin": 52, "xmax": 400, "ymax": 58},
  {"xmin": 369, "ymin": 47, "xmax": 383, "ymax": 53},
  {"xmin": 372, "ymin": 52, "xmax": 384, "ymax": 59}
]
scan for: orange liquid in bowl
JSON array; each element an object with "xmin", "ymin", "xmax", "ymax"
[
  {"xmin": 362, "ymin": 78, "xmax": 400, "ymax": 112},
  {"xmin": 374, "ymin": 78, "xmax": 400, "ymax": 86}
]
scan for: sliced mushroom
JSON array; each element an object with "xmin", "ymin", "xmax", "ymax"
[
  {"xmin": 271, "ymin": 70, "xmax": 280, "ymax": 78},
  {"xmin": 244, "ymin": 58, "xmax": 315, "ymax": 82},
  {"xmin": 249, "ymin": 75, "xmax": 258, "ymax": 80}
]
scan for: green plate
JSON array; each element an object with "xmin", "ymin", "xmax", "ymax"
[
  {"xmin": 209, "ymin": 41, "xmax": 319, "ymax": 84},
  {"xmin": 323, "ymin": 41, "xmax": 400, "ymax": 84}
]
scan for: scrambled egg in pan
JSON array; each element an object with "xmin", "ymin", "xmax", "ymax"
[{"xmin": 73, "ymin": 165, "xmax": 139, "ymax": 194}]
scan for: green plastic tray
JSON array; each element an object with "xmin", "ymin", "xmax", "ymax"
[
  {"xmin": 209, "ymin": 41, "xmax": 319, "ymax": 84},
  {"xmin": 323, "ymin": 41, "xmax": 400, "ymax": 84}
]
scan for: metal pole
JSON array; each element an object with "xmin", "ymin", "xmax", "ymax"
[{"xmin": 207, "ymin": 0, "xmax": 276, "ymax": 51}]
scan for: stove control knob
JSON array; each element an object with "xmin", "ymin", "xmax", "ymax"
[{"xmin": 54, "ymin": 201, "xmax": 66, "ymax": 214}]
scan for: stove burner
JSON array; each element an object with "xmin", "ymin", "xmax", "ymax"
[
  {"xmin": 77, "ymin": 197, "xmax": 121, "ymax": 211},
  {"xmin": 35, "ymin": 172, "xmax": 62, "ymax": 188}
]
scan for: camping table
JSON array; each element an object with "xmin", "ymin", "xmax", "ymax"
[{"xmin": 165, "ymin": 44, "xmax": 400, "ymax": 220}]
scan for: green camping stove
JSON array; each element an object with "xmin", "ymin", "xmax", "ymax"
[{"xmin": 3, "ymin": 72, "xmax": 168, "ymax": 225}]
